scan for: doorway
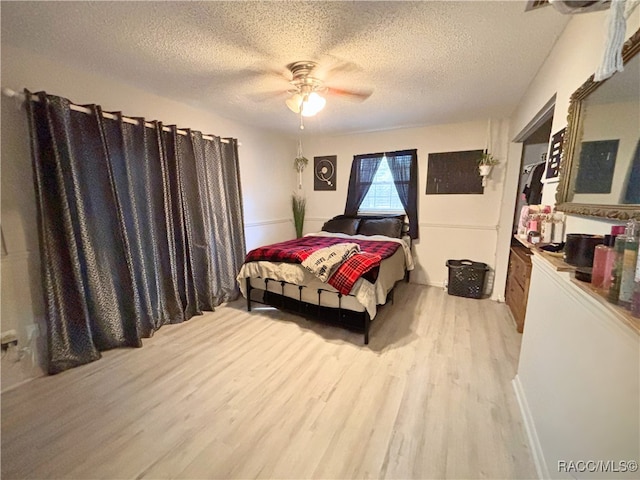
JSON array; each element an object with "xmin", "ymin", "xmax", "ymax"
[
  {"xmin": 504, "ymin": 99, "xmax": 554, "ymax": 332},
  {"xmin": 511, "ymin": 100, "xmax": 555, "ymax": 236},
  {"xmin": 512, "ymin": 116, "xmax": 553, "ymax": 234}
]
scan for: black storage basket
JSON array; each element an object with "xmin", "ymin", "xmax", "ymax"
[{"xmin": 446, "ymin": 259, "xmax": 489, "ymax": 299}]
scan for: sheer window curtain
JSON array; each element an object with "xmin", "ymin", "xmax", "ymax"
[
  {"xmin": 26, "ymin": 90, "xmax": 245, "ymax": 374},
  {"xmin": 344, "ymin": 153, "xmax": 384, "ymax": 216}
]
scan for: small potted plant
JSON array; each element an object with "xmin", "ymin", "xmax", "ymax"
[
  {"xmin": 479, "ymin": 152, "xmax": 499, "ymax": 172},
  {"xmin": 294, "ymin": 155, "xmax": 308, "ymax": 189},
  {"xmin": 294, "ymin": 155, "xmax": 309, "ymax": 173},
  {"xmin": 478, "ymin": 152, "xmax": 499, "ymax": 186}
]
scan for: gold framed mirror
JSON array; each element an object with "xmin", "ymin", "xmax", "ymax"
[{"xmin": 556, "ymin": 28, "xmax": 640, "ymax": 220}]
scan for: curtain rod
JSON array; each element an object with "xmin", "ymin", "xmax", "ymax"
[{"xmin": 1, "ymin": 87, "xmax": 237, "ymax": 145}]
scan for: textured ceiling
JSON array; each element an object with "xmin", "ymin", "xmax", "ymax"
[{"xmin": 1, "ymin": 1, "xmax": 570, "ymax": 135}]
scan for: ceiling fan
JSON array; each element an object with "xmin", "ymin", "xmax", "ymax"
[
  {"xmin": 254, "ymin": 59, "xmax": 372, "ymax": 129},
  {"xmin": 525, "ymin": 0, "xmax": 611, "ymax": 14}
]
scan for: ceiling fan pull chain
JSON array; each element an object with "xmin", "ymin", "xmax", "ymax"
[{"xmin": 300, "ymin": 112, "xmax": 305, "ymax": 130}]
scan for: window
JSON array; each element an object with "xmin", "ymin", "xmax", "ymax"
[
  {"xmin": 359, "ymin": 157, "xmax": 405, "ymax": 214},
  {"xmin": 345, "ymin": 149, "xmax": 419, "ymax": 239}
]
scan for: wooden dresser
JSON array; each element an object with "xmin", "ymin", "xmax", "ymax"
[{"xmin": 506, "ymin": 243, "xmax": 533, "ymax": 333}]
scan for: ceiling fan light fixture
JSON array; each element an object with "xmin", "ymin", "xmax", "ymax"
[
  {"xmin": 300, "ymin": 92, "xmax": 326, "ymax": 117},
  {"xmin": 275, "ymin": 60, "xmax": 372, "ymax": 127},
  {"xmin": 286, "ymin": 93, "xmax": 303, "ymax": 113}
]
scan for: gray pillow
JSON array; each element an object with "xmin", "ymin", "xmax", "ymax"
[
  {"xmin": 322, "ymin": 217, "xmax": 361, "ymax": 235},
  {"xmin": 357, "ymin": 218, "xmax": 403, "ymax": 238}
]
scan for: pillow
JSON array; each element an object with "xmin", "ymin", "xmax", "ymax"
[
  {"xmin": 357, "ymin": 217, "xmax": 403, "ymax": 238},
  {"xmin": 321, "ymin": 217, "xmax": 361, "ymax": 236}
]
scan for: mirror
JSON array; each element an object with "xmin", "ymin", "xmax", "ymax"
[{"xmin": 556, "ymin": 28, "xmax": 640, "ymax": 220}]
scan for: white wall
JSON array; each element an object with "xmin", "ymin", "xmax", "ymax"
[
  {"xmin": 515, "ymin": 256, "xmax": 639, "ymax": 479},
  {"xmin": 496, "ymin": 10, "xmax": 639, "ymax": 308},
  {"xmin": 509, "ymin": 10, "xmax": 640, "ymax": 479},
  {"xmin": 300, "ymin": 119, "xmax": 510, "ymax": 294},
  {"xmin": 0, "ymin": 45, "xmax": 294, "ymax": 389},
  {"xmin": 507, "ymin": 9, "xmax": 639, "ymax": 236}
]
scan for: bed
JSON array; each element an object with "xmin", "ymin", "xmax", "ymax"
[{"xmin": 237, "ymin": 215, "xmax": 414, "ymax": 344}]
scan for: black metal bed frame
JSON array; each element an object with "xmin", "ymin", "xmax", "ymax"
[{"xmin": 245, "ymin": 277, "xmax": 396, "ymax": 344}]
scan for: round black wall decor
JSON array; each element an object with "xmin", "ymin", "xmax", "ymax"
[{"xmin": 314, "ymin": 155, "xmax": 337, "ymax": 191}]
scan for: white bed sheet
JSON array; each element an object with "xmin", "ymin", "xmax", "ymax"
[{"xmin": 237, "ymin": 232, "xmax": 414, "ymax": 319}]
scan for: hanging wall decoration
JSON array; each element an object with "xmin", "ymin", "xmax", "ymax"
[
  {"xmin": 545, "ymin": 127, "xmax": 565, "ymax": 181},
  {"xmin": 314, "ymin": 155, "xmax": 337, "ymax": 190},
  {"xmin": 294, "ymin": 138, "xmax": 309, "ymax": 190},
  {"xmin": 426, "ymin": 150, "xmax": 484, "ymax": 194}
]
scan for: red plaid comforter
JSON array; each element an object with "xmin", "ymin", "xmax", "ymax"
[{"xmin": 244, "ymin": 236, "xmax": 401, "ymax": 294}]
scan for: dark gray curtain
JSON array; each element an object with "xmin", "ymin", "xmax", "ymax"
[
  {"xmin": 344, "ymin": 153, "xmax": 384, "ymax": 216},
  {"xmin": 387, "ymin": 149, "xmax": 419, "ymax": 239},
  {"xmin": 26, "ymin": 90, "xmax": 245, "ymax": 374}
]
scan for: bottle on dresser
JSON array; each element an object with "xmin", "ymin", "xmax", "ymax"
[
  {"xmin": 632, "ymin": 248, "xmax": 640, "ymax": 318},
  {"xmin": 619, "ymin": 220, "xmax": 639, "ymax": 308},
  {"xmin": 608, "ymin": 225, "xmax": 628, "ymax": 304},
  {"xmin": 591, "ymin": 234, "xmax": 617, "ymax": 291},
  {"xmin": 551, "ymin": 212, "xmax": 565, "ymax": 244},
  {"xmin": 541, "ymin": 214, "xmax": 553, "ymax": 244}
]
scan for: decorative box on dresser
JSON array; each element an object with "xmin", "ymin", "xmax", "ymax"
[{"xmin": 506, "ymin": 241, "xmax": 532, "ymax": 333}]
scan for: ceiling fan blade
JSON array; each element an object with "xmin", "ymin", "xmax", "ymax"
[
  {"xmin": 247, "ymin": 90, "xmax": 288, "ymax": 102},
  {"xmin": 524, "ymin": 0, "xmax": 550, "ymax": 11},
  {"xmin": 242, "ymin": 64, "xmax": 292, "ymax": 81},
  {"xmin": 313, "ymin": 55, "xmax": 364, "ymax": 80},
  {"xmin": 325, "ymin": 86, "xmax": 373, "ymax": 101},
  {"xmin": 318, "ymin": 60, "xmax": 361, "ymax": 78}
]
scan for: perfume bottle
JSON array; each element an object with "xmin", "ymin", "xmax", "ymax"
[
  {"xmin": 611, "ymin": 225, "xmax": 626, "ymax": 236},
  {"xmin": 552, "ymin": 212, "xmax": 565, "ymax": 243},
  {"xmin": 608, "ymin": 233, "xmax": 627, "ymax": 304},
  {"xmin": 591, "ymin": 235, "xmax": 616, "ymax": 291},
  {"xmin": 632, "ymin": 252, "xmax": 640, "ymax": 318},
  {"xmin": 619, "ymin": 220, "xmax": 639, "ymax": 308}
]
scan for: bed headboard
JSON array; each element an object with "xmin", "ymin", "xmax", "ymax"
[{"xmin": 321, "ymin": 214, "xmax": 408, "ymax": 239}]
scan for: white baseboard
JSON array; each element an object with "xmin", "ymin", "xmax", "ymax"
[
  {"xmin": 0, "ymin": 375, "xmax": 38, "ymax": 394},
  {"xmin": 413, "ymin": 280, "xmax": 448, "ymax": 291},
  {"xmin": 512, "ymin": 374, "xmax": 548, "ymax": 479},
  {"xmin": 423, "ymin": 280, "xmax": 502, "ymax": 301}
]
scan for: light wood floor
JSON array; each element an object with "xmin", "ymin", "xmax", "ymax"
[{"xmin": 1, "ymin": 283, "xmax": 536, "ymax": 479}]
